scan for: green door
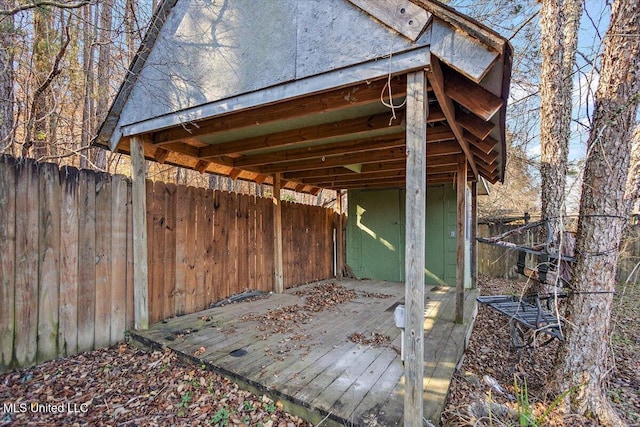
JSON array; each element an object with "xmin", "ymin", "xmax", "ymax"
[
  {"xmin": 347, "ymin": 189, "xmax": 403, "ymax": 281},
  {"xmin": 425, "ymin": 185, "xmax": 446, "ymax": 285}
]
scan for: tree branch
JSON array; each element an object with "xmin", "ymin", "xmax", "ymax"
[{"xmin": 1, "ymin": 1, "xmax": 91, "ymax": 15}]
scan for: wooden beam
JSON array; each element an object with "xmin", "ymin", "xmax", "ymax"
[
  {"xmin": 471, "ymin": 161, "xmax": 499, "ymax": 182},
  {"xmin": 328, "ymin": 181, "xmax": 405, "ymax": 190},
  {"xmin": 347, "ymin": 0, "xmax": 431, "ymax": 41},
  {"xmin": 195, "ymin": 160, "xmax": 210, "ymax": 174},
  {"xmin": 427, "ymin": 173, "xmax": 456, "ymax": 184},
  {"xmin": 301, "ymin": 169, "xmax": 406, "ymax": 185},
  {"xmin": 446, "ymin": 70, "xmax": 503, "ymax": 121},
  {"xmin": 471, "ymin": 147, "xmax": 499, "ymax": 165},
  {"xmin": 229, "ymin": 168, "xmax": 242, "ymax": 180},
  {"xmin": 198, "ymin": 112, "xmax": 405, "ymax": 159},
  {"xmin": 471, "ymin": 181, "xmax": 478, "ymax": 289},
  {"xmin": 427, "ymin": 140, "xmax": 463, "ymax": 157},
  {"xmin": 256, "ymin": 147, "xmax": 406, "ymax": 174},
  {"xmin": 455, "ymin": 155, "xmax": 467, "ymax": 324},
  {"xmin": 283, "ymin": 160, "xmax": 406, "ymax": 180},
  {"xmin": 465, "ymin": 131, "xmax": 498, "ymax": 155},
  {"xmin": 426, "ymin": 125, "xmax": 455, "ymax": 142},
  {"xmin": 273, "ymin": 173, "xmax": 284, "ymax": 294},
  {"xmin": 130, "ymin": 136, "xmax": 149, "ymax": 330},
  {"xmin": 161, "ymin": 141, "xmax": 199, "ymax": 158},
  {"xmin": 457, "ymin": 109, "xmax": 495, "ymax": 140},
  {"xmin": 404, "ymin": 70, "xmax": 427, "ymax": 427},
  {"xmin": 426, "ymin": 55, "xmax": 479, "ymax": 178},
  {"xmin": 152, "ymin": 77, "xmax": 406, "ymax": 145},
  {"xmin": 154, "ymin": 147, "xmax": 169, "ymax": 164},
  {"xmin": 427, "ymin": 104, "xmax": 446, "ymax": 123},
  {"xmin": 315, "ymin": 176, "xmax": 406, "ymax": 188},
  {"xmin": 232, "ymin": 135, "xmax": 405, "ymax": 168},
  {"xmin": 336, "ymin": 191, "xmax": 344, "ymax": 278}
]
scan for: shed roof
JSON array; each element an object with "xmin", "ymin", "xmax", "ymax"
[{"xmin": 96, "ymin": 0, "xmax": 512, "ymax": 194}]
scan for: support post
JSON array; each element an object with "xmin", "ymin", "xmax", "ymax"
[
  {"xmin": 130, "ymin": 136, "xmax": 149, "ymax": 330},
  {"xmin": 273, "ymin": 173, "xmax": 284, "ymax": 293},
  {"xmin": 456, "ymin": 155, "xmax": 468, "ymax": 324},
  {"xmin": 336, "ymin": 190, "xmax": 344, "ymax": 279},
  {"xmin": 404, "ymin": 70, "xmax": 427, "ymax": 427},
  {"xmin": 471, "ymin": 180, "xmax": 478, "ymax": 289}
]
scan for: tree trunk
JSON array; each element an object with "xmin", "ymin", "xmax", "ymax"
[
  {"xmin": 625, "ymin": 125, "xmax": 640, "ymax": 203},
  {"xmin": 0, "ymin": 0, "xmax": 14, "ymax": 153},
  {"xmin": 536, "ymin": 0, "xmax": 582, "ymax": 294},
  {"xmin": 80, "ymin": 3, "xmax": 94, "ymax": 169},
  {"xmin": 539, "ymin": 0, "xmax": 567, "ymax": 233},
  {"xmin": 30, "ymin": 6, "xmax": 54, "ymax": 160},
  {"xmin": 92, "ymin": 0, "xmax": 114, "ymax": 170},
  {"xmin": 551, "ymin": 1, "xmax": 640, "ymax": 425}
]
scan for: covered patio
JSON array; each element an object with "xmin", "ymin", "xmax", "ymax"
[
  {"xmin": 130, "ymin": 279, "xmax": 478, "ymax": 426},
  {"xmin": 96, "ymin": 1, "xmax": 512, "ymax": 424}
]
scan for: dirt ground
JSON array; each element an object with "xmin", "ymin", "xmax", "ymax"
[{"xmin": 441, "ymin": 275, "xmax": 640, "ymax": 427}]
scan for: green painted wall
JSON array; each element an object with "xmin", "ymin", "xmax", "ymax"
[{"xmin": 346, "ymin": 185, "xmax": 462, "ymax": 286}]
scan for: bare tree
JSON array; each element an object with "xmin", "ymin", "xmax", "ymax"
[
  {"xmin": 0, "ymin": 0, "xmax": 14, "ymax": 151},
  {"xmin": 539, "ymin": 0, "xmax": 582, "ymax": 246},
  {"xmin": 550, "ymin": 0, "xmax": 640, "ymax": 424}
]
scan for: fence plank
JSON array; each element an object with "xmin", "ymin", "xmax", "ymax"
[
  {"xmin": 149, "ymin": 181, "xmax": 165, "ymax": 324},
  {"xmin": 194, "ymin": 187, "xmax": 207, "ymax": 310},
  {"xmin": 0, "ymin": 157, "xmax": 16, "ymax": 370},
  {"xmin": 37, "ymin": 162, "xmax": 61, "ymax": 363},
  {"xmin": 174, "ymin": 184, "xmax": 188, "ymax": 316},
  {"xmin": 212, "ymin": 190, "xmax": 224, "ymax": 301},
  {"xmin": 237, "ymin": 193, "xmax": 249, "ymax": 291},
  {"xmin": 59, "ymin": 167, "xmax": 79, "ymax": 356},
  {"xmin": 228, "ymin": 192, "xmax": 240, "ymax": 296},
  {"xmin": 14, "ymin": 160, "xmax": 39, "ymax": 367},
  {"xmin": 184, "ymin": 186, "xmax": 197, "ymax": 314},
  {"xmin": 125, "ymin": 181, "xmax": 135, "ymax": 330},
  {"xmin": 247, "ymin": 195, "xmax": 257, "ymax": 288},
  {"xmin": 110, "ymin": 175, "xmax": 128, "ymax": 344},
  {"xmin": 94, "ymin": 173, "xmax": 112, "ymax": 349},
  {"xmin": 263, "ymin": 197, "xmax": 275, "ymax": 292},
  {"xmin": 77, "ymin": 169, "xmax": 96, "ymax": 352},
  {"xmin": 202, "ymin": 189, "xmax": 214, "ymax": 306},
  {"xmin": 254, "ymin": 198, "xmax": 265, "ymax": 291},
  {"xmin": 164, "ymin": 183, "xmax": 177, "ymax": 319}
]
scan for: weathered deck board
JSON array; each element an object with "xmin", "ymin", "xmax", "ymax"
[{"xmin": 130, "ymin": 280, "xmax": 478, "ymax": 426}]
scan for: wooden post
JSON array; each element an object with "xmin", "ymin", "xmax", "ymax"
[
  {"xmin": 456, "ymin": 155, "xmax": 468, "ymax": 324},
  {"xmin": 130, "ymin": 136, "xmax": 149, "ymax": 330},
  {"xmin": 336, "ymin": 190, "xmax": 344, "ymax": 279},
  {"xmin": 471, "ymin": 181, "xmax": 478, "ymax": 289},
  {"xmin": 273, "ymin": 173, "xmax": 284, "ymax": 293},
  {"xmin": 404, "ymin": 70, "xmax": 427, "ymax": 427}
]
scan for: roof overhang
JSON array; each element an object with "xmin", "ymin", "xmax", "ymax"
[{"xmin": 95, "ymin": 0, "xmax": 512, "ymax": 194}]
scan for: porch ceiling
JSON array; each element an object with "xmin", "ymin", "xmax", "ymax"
[{"xmin": 113, "ymin": 62, "xmax": 503, "ymax": 195}]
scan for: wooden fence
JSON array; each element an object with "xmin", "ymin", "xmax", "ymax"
[
  {"xmin": 0, "ymin": 156, "xmax": 337, "ymax": 372},
  {"xmin": 477, "ymin": 221, "xmax": 640, "ymax": 282}
]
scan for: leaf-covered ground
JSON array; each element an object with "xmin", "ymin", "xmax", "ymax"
[
  {"xmin": 441, "ymin": 276, "xmax": 640, "ymax": 426},
  {"xmin": 1, "ymin": 277, "xmax": 637, "ymax": 426},
  {"xmin": 0, "ymin": 344, "xmax": 311, "ymax": 427}
]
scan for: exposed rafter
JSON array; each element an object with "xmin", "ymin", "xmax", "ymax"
[
  {"xmin": 426, "ymin": 56, "xmax": 479, "ymax": 178},
  {"xmin": 198, "ymin": 112, "xmax": 404, "ymax": 159},
  {"xmin": 152, "ymin": 77, "xmax": 407, "ymax": 146}
]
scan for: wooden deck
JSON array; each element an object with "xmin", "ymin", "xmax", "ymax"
[{"xmin": 130, "ymin": 279, "xmax": 478, "ymax": 426}]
